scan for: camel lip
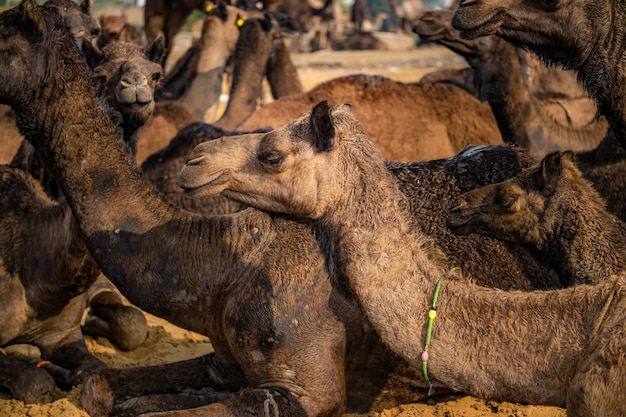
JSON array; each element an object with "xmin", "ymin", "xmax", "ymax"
[
  {"xmin": 178, "ymin": 169, "xmax": 227, "ymax": 197},
  {"xmin": 445, "ymin": 212, "xmax": 472, "ymax": 231},
  {"xmin": 414, "ymin": 25, "xmax": 447, "ymax": 40}
]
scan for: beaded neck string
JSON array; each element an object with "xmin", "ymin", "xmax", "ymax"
[{"xmin": 421, "ymin": 276, "xmax": 443, "ymax": 395}]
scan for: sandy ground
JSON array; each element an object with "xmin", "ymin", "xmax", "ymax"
[{"xmin": 0, "ymin": 29, "xmax": 567, "ymax": 417}]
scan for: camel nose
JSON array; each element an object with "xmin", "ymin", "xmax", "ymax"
[
  {"xmin": 185, "ymin": 155, "xmax": 205, "ymax": 166},
  {"xmin": 448, "ymin": 199, "xmax": 468, "ymax": 214},
  {"xmin": 458, "ymin": 0, "xmax": 478, "ymax": 6},
  {"xmin": 121, "ymin": 71, "xmax": 148, "ymax": 89}
]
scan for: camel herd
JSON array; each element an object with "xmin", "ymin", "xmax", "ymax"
[{"xmin": 0, "ymin": 0, "xmax": 625, "ymax": 416}]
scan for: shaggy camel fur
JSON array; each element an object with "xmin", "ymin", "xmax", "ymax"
[
  {"xmin": 414, "ymin": 9, "xmax": 608, "ymax": 158},
  {"xmin": 450, "ymin": 0, "xmax": 626, "ymax": 221},
  {"xmin": 451, "ymin": 0, "xmax": 626, "ymax": 142},
  {"xmin": 180, "ymin": 100, "xmax": 626, "ymax": 417},
  {"xmin": 0, "ymin": 3, "xmax": 568, "ymax": 415},
  {"xmin": 0, "ymin": 166, "xmax": 108, "ymax": 402},
  {"xmin": 447, "ymin": 151, "xmax": 626, "ymax": 286},
  {"xmin": 238, "ymin": 74, "xmax": 504, "ymax": 162}
]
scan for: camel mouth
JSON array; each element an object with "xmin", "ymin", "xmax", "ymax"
[
  {"xmin": 414, "ymin": 24, "xmax": 447, "ymax": 40},
  {"xmin": 445, "ymin": 211, "xmax": 473, "ymax": 234},
  {"xmin": 178, "ymin": 168, "xmax": 229, "ymax": 198},
  {"xmin": 452, "ymin": 7, "xmax": 504, "ymax": 40}
]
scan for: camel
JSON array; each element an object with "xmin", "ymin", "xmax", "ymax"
[
  {"xmin": 390, "ymin": 0, "xmax": 424, "ymax": 34},
  {"xmin": 154, "ymin": 2, "xmax": 263, "ymax": 122},
  {"xmin": 179, "ymin": 100, "xmax": 626, "ymax": 417},
  {"xmin": 93, "ymin": 37, "xmax": 166, "ymax": 154},
  {"xmin": 46, "ymin": 0, "xmax": 100, "ymax": 56},
  {"xmin": 0, "ymin": 166, "xmax": 108, "ymax": 403},
  {"xmin": 446, "ymin": 1, "xmax": 626, "ymax": 221},
  {"xmin": 2, "ymin": 2, "xmax": 591, "ymax": 415},
  {"xmin": 238, "ymin": 74, "xmax": 504, "ymax": 162},
  {"xmin": 141, "ymin": 122, "xmax": 248, "ymax": 216},
  {"xmin": 414, "ymin": 9, "xmax": 608, "ymax": 159},
  {"xmin": 143, "ymin": 0, "xmax": 205, "ymax": 62},
  {"xmin": 447, "ymin": 150, "xmax": 626, "ymax": 286},
  {"xmin": 213, "ymin": 14, "xmax": 288, "ymax": 131},
  {"xmin": 451, "ymin": 0, "xmax": 626, "ymax": 142},
  {"xmin": 99, "ymin": 13, "xmax": 148, "ymax": 48}
]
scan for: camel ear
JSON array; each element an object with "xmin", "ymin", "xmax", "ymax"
[
  {"xmin": 539, "ymin": 151, "xmax": 563, "ymax": 197},
  {"xmin": 19, "ymin": 0, "xmax": 44, "ymax": 34},
  {"xmin": 310, "ymin": 100, "xmax": 335, "ymax": 152},
  {"xmin": 261, "ymin": 13, "xmax": 273, "ymax": 32},
  {"xmin": 147, "ymin": 34, "xmax": 167, "ymax": 68},
  {"xmin": 80, "ymin": 0, "xmax": 91, "ymax": 15}
]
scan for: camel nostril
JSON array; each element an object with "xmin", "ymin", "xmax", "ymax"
[
  {"xmin": 185, "ymin": 155, "xmax": 205, "ymax": 166},
  {"xmin": 458, "ymin": 0, "xmax": 477, "ymax": 6}
]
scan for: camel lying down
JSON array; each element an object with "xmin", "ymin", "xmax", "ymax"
[
  {"xmin": 179, "ymin": 101, "xmax": 626, "ymax": 417},
  {"xmin": 447, "ymin": 150, "xmax": 626, "ymax": 286}
]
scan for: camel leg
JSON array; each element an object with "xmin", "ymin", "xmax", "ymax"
[
  {"xmin": 83, "ymin": 274, "xmax": 148, "ymax": 351},
  {"xmin": 81, "ymin": 353, "xmax": 245, "ymax": 417},
  {"xmin": 42, "ymin": 339, "xmax": 108, "ymax": 390},
  {"xmin": 0, "ymin": 351, "xmax": 56, "ymax": 404},
  {"xmin": 138, "ymin": 387, "xmax": 317, "ymax": 417}
]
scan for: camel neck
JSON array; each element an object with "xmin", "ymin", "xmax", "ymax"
[
  {"xmin": 318, "ymin": 148, "xmax": 451, "ymax": 364},
  {"xmin": 576, "ymin": 11, "xmax": 626, "ymax": 141},
  {"xmin": 547, "ymin": 195, "xmax": 626, "ymax": 285},
  {"xmin": 315, "ymin": 140, "xmax": 621, "ymax": 404}
]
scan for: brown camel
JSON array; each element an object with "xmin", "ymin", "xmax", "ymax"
[
  {"xmin": 93, "ymin": 37, "xmax": 166, "ymax": 155},
  {"xmin": 180, "ymin": 100, "xmax": 626, "ymax": 417},
  {"xmin": 448, "ymin": 0, "xmax": 626, "ymax": 222},
  {"xmin": 1, "ymin": 2, "xmax": 582, "ymax": 415},
  {"xmin": 451, "ymin": 0, "xmax": 626, "ymax": 142},
  {"xmin": 238, "ymin": 74, "xmax": 504, "ymax": 162},
  {"xmin": 212, "ymin": 15, "xmax": 283, "ymax": 130},
  {"xmin": 447, "ymin": 150, "xmax": 626, "ymax": 286},
  {"xmin": 0, "ymin": 166, "xmax": 108, "ymax": 402},
  {"xmin": 414, "ymin": 9, "xmax": 608, "ymax": 158},
  {"xmin": 99, "ymin": 13, "xmax": 148, "ymax": 48},
  {"xmin": 154, "ymin": 2, "xmax": 262, "ymax": 122}
]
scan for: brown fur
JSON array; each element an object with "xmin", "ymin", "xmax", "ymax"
[
  {"xmin": 155, "ymin": 2, "xmax": 257, "ymax": 122},
  {"xmin": 213, "ymin": 15, "xmax": 285, "ymax": 131},
  {"xmin": 448, "ymin": 1, "xmax": 626, "ymax": 221},
  {"xmin": 181, "ymin": 100, "xmax": 626, "ymax": 416},
  {"xmin": 414, "ymin": 9, "xmax": 608, "ymax": 158},
  {"xmin": 99, "ymin": 13, "xmax": 148, "ymax": 48},
  {"xmin": 0, "ymin": 3, "xmax": 570, "ymax": 415},
  {"xmin": 0, "ymin": 166, "xmax": 108, "ymax": 401},
  {"xmin": 451, "ymin": 0, "xmax": 626, "ymax": 141},
  {"xmin": 238, "ymin": 74, "xmax": 504, "ymax": 162},
  {"xmin": 447, "ymin": 151, "xmax": 626, "ymax": 286}
]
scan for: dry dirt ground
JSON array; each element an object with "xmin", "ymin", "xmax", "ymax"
[{"xmin": 0, "ymin": 31, "xmax": 567, "ymax": 417}]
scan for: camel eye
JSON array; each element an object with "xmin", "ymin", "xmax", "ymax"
[
  {"xmin": 498, "ymin": 193, "xmax": 519, "ymax": 211},
  {"xmin": 262, "ymin": 153, "xmax": 283, "ymax": 167}
]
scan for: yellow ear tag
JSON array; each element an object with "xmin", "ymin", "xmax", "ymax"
[
  {"xmin": 236, "ymin": 18, "xmax": 245, "ymax": 27},
  {"xmin": 205, "ymin": 4, "xmax": 213, "ymax": 12}
]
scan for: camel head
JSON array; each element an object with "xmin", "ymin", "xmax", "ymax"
[
  {"xmin": 414, "ymin": 9, "xmax": 498, "ymax": 61},
  {"xmin": 179, "ymin": 101, "xmax": 373, "ymax": 219},
  {"xmin": 46, "ymin": 0, "xmax": 100, "ymax": 52},
  {"xmin": 93, "ymin": 36, "xmax": 165, "ymax": 126},
  {"xmin": 446, "ymin": 151, "xmax": 578, "ymax": 248},
  {"xmin": 0, "ymin": 0, "xmax": 73, "ymax": 108},
  {"xmin": 451, "ymin": 0, "xmax": 609, "ymax": 70}
]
